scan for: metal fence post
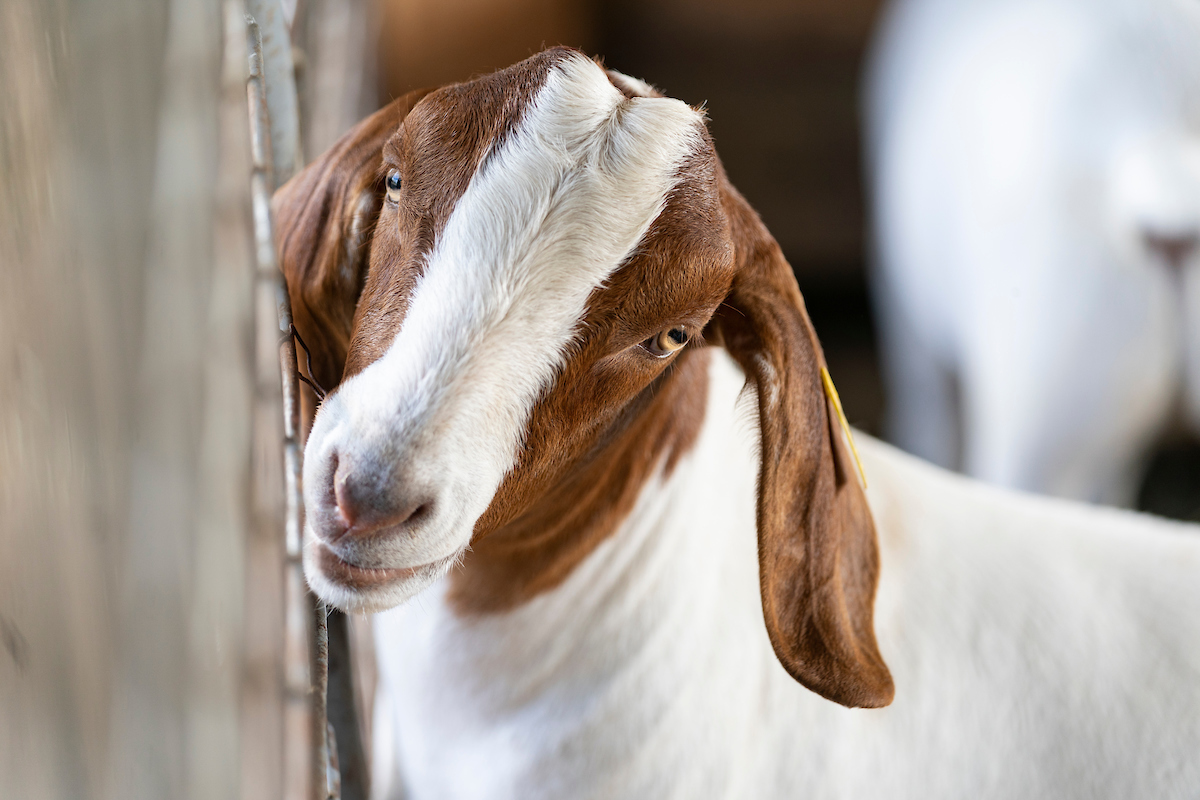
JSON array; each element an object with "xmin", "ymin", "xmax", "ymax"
[{"xmin": 245, "ymin": 14, "xmax": 336, "ymax": 800}]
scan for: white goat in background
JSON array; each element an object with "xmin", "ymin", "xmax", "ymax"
[{"xmin": 865, "ymin": 0, "xmax": 1200, "ymax": 504}]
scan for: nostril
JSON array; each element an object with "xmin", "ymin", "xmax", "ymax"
[
  {"xmin": 333, "ymin": 464, "xmax": 356, "ymax": 530},
  {"xmin": 1143, "ymin": 228, "xmax": 1199, "ymax": 271},
  {"xmin": 409, "ymin": 502, "xmax": 433, "ymax": 525},
  {"xmin": 372, "ymin": 498, "xmax": 436, "ymax": 535},
  {"xmin": 326, "ymin": 454, "xmax": 435, "ymax": 540}
]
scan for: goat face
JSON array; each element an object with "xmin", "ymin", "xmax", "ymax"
[{"xmin": 275, "ymin": 48, "xmax": 894, "ymax": 709}]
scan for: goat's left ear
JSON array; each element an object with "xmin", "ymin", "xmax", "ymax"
[
  {"xmin": 708, "ymin": 178, "xmax": 894, "ymax": 709},
  {"xmin": 272, "ymin": 88, "xmax": 433, "ymax": 395}
]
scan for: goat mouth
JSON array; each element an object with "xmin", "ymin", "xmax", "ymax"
[{"xmin": 315, "ymin": 544, "xmax": 451, "ymax": 590}]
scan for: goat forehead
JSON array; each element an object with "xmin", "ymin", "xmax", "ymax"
[
  {"xmin": 341, "ymin": 51, "xmax": 705, "ymax": 433},
  {"xmin": 355, "ymin": 52, "xmax": 711, "ymax": 358},
  {"xmin": 426, "ymin": 54, "xmax": 705, "ymax": 312}
]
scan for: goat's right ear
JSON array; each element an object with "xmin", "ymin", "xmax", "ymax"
[{"xmin": 273, "ymin": 89, "xmax": 433, "ymax": 394}]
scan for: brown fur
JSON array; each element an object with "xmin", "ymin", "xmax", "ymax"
[{"xmin": 273, "ymin": 48, "xmax": 893, "ymax": 709}]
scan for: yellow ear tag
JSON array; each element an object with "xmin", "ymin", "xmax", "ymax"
[{"xmin": 820, "ymin": 366, "xmax": 868, "ymax": 490}]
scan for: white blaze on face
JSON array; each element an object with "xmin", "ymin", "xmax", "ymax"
[{"xmin": 304, "ymin": 53, "xmax": 704, "ymax": 609}]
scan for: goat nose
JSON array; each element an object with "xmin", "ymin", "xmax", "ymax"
[
  {"xmin": 329, "ymin": 456, "xmax": 433, "ymax": 541},
  {"xmin": 1143, "ymin": 229, "xmax": 1199, "ymax": 271}
]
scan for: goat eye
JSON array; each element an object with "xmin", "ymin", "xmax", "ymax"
[
  {"xmin": 645, "ymin": 327, "xmax": 689, "ymax": 357},
  {"xmin": 385, "ymin": 169, "xmax": 402, "ymax": 203}
]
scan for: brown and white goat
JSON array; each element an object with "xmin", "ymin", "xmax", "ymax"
[{"xmin": 275, "ymin": 48, "xmax": 1200, "ymax": 799}]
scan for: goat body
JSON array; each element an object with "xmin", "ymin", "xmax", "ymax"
[
  {"xmin": 273, "ymin": 49, "xmax": 1200, "ymax": 799},
  {"xmin": 372, "ymin": 353, "xmax": 1200, "ymax": 798}
]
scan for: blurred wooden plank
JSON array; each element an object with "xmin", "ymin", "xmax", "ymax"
[
  {"xmin": 0, "ymin": 0, "xmax": 250, "ymax": 798},
  {"xmin": 299, "ymin": 0, "xmax": 378, "ymax": 160}
]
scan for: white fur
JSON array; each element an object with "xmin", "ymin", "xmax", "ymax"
[
  {"xmin": 302, "ymin": 54, "xmax": 703, "ymax": 610},
  {"xmin": 372, "ymin": 351, "xmax": 1200, "ymax": 799},
  {"xmin": 865, "ymin": 0, "xmax": 1200, "ymax": 502}
]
